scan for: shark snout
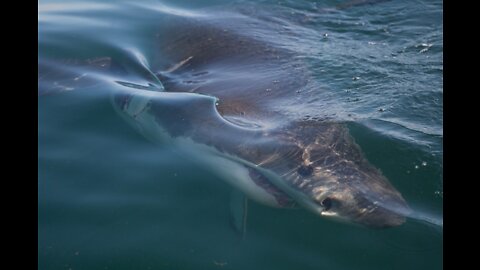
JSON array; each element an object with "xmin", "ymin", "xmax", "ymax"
[{"xmin": 352, "ymin": 190, "xmax": 411, "ymax": 229}]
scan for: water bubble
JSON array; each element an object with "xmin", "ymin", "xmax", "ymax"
[
  {"xmin": 422, "ymin": 161, "xmax": 427, "ymax": 166},
  {"xmin": 414, "ymin": 165, "xmax": 419, "ymax": 169}
]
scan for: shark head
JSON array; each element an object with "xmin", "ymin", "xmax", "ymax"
[
  {"xmin": 294, "ymin": 162, "xmax": 410, "ymax": 228},
  {"xmin": 266, "ymin": 122, "xmax": 411, "ymax": 229}
]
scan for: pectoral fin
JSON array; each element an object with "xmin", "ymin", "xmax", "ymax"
[{"xmin": 229, "ymin": 190, "xmax": 248, "ymax": 239}]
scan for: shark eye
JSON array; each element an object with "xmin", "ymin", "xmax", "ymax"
[
  {"xmin": 297, "ymin": 165, "xmax": 313, "ymax": 176},
  {"xmin": 321, "ymin": 198, "xmax": 333, "ymax": 211}
]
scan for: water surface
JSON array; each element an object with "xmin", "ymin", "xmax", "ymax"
[{"xmin": 38, "ymin": 0, "xmax": 443, "ymax": 269}]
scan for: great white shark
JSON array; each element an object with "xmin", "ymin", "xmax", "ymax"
[
  {"xmin": 111, "ymin": 10, "xmax": 411, "ymax": 230},
  {"xmin": 39, "ymin": 2, "xmax": 411, "ymax": 231}
]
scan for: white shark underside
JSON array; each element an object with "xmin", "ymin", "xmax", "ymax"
[{"xmin": 114, "ymin": 90, "xmax": 305, "ymax": 209}]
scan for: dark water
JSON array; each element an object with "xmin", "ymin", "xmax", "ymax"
[{"xmin": 38, "ymin": 0, "xmax": 443, "ymax": 269}]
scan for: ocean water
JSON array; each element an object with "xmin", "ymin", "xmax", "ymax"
[{"xmin": 38, "ymin": 0, "xmax": 443, "ymax": 269}]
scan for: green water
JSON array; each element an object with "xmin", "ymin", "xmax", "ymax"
[{"xmin": 38, "ymin": 0, "xmax": 443, "ymax": 269}]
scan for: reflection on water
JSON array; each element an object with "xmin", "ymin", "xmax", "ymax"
[{"xmin": 39, "ymin": 0, "xmax": 442, "ymax": 269}]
